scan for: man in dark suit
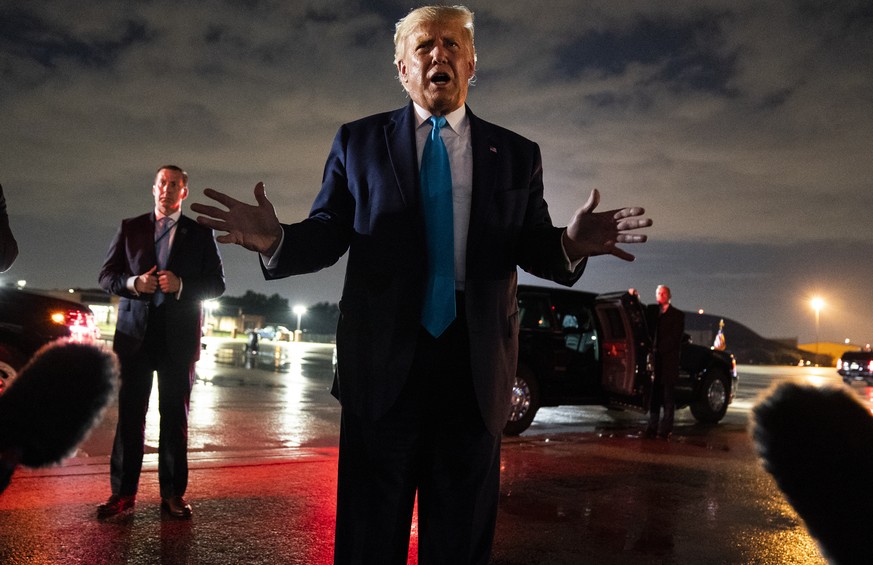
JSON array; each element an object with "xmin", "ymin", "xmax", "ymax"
[
  {"xmin": 645, "ymin": 285, "xmax": 685, "ymax": 439},
  {"xmin": 97, "ymin": 165, "xmax": 225, "ymax": 519},
  {"xmin": 191, "ymin": 6, "xmax": 651, "ymax": 563}
]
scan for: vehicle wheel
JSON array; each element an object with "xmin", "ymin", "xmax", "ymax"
[
  {"xmin": 0, "ymin": 345, "xmax": 26, "ymax": 396},
  {"xmin": 503, "ymin": 366, "xmax": 540, "ymax": 436},
  {"xmin": 689, "ymin": 369, "xmax": 730, "ymax": 423}
]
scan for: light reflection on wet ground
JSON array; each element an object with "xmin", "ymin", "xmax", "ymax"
[
  {"xmin": 14, "ymin": 351, "xmax": 840, "ymax": 564},
  {"xmin": 144, "ymin": 339, "xmax": 338, "ymax": 453},
  {"xmin": 496, "ymin": 429, "xmax": 826, "ymax": 564}
]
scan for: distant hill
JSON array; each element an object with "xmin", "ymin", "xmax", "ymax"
[{"xmin": 684, "ymin": 312, "xmax": 828, "ymax": 366}]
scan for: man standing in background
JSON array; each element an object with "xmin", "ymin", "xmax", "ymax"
[
  {"xmin": 646, "ymin": 284, "xmax": 685, "ymax": 440},
  {"xmin": 97, "ymin": 165, "xmax": 224, "ymax": 519}
]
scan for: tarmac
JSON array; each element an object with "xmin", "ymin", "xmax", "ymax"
[{"xmin": 0, "ymin": 422, "xmax": 827, "ymax": 565}]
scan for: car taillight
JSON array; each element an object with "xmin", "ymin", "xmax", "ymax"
[
  {"xmin": 52, "ymin": 309, "xmax": 100, "ymax": 342},
  {"xmin": 868, "ymin": 360, "xmax": 873, "ymax": 373}
]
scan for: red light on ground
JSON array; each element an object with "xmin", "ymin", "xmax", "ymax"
[{"xmin": 864, "ymin": 388, "xmax": 873, "ymax": 414}]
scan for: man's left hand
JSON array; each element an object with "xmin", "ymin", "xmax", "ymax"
[
  {"xmin": 563, "ymin": 189, "xmax": 652, "ymax": 262},
  {"xmin": 156, "ymin": 270, "xmax": 181, "ymax": 294}
]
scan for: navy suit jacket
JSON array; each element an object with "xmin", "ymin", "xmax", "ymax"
[
  {"xmin": 265, "ymin": 104, "xmax": 585, "ymax": 434},
  {"xmin": 99, "ymin": 213, "xmax": 225, "ymax": 365}
]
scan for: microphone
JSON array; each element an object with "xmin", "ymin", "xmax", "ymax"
[
  {"xmin": 0, "ymin": 339, "xmax": 119, "ymax": 493},
  {"xmin": 752, "ymin": 381, "xmax": 873, "ymax": 565}
]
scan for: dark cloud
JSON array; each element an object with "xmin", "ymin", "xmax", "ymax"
[
  {"xmin": 0, "ymin": 0, "xmax": 871, "ymax": 345},
  {"xmin": 555, "ymin": 15, "xmax": 737, "ymax": 95},
  {"xmin": 0, "ymin": 7, "xmax": 151, "ymax": 72}
]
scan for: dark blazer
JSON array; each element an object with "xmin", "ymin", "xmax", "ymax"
[
  {"xmin": 264, "ymin": 104, "xmax": 584, "ymax": 434},
  {"xmin": 0, "ymin": 185, "xmax": 18, "ymax": 273},
  {"xmin": 99, "ymin": 213, "xmax": 225, "ymax": 365},
  {"xmin": 647, "ymin": 303, "xmax": 685, "ymax": 383}
]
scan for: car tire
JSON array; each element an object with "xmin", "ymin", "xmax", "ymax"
[
  {"xmin": 689, "ymin": 369, "xmax": 730, "ymax": 423},
  {"xmin": 503, "ymin": 365, "xmax": 540, "ymax": 436},
  {"xmin": 0, "ymin": 344, "xmax": 26, "ymax": 396}
]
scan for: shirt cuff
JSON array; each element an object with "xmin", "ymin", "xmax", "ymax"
[
  {"xmin": 126, "ymin": 275, "xmax": 140, "ymax": 295},
  {"xmin": 561, "ymin": 228, "xmax": 585, "ymax": 272},
  {"xmin": 260, "ymin": 229, "xmax": 285, "ymax": 270}
]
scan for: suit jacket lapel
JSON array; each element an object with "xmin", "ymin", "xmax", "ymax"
[
  {"xmin": 166, "ymin": 215, "xmax": 190, "ymax": 269},
  {"xmin": 467, "ymin": 108, "xmax": 500, "ymax": 261},
  {"xmin": 385, "ymin": 104, "xmax": 419, "ymax": 209}
]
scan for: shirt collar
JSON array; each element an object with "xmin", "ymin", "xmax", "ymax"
[
  {"xmin": 412, "ymin": 102, "xmax": 467, "ymax": 134},
  {"xmin": 155, "ymin": 209, "xmax": 182, "ymax": 224}
]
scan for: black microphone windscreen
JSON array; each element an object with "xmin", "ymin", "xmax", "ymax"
[
  {"xmin": 0, "ymin": 340, "xmax": 119, "ymax": 468},
  {"xmin": 752, "ymin": 381, "xmax": 873, "ymax": 565}
]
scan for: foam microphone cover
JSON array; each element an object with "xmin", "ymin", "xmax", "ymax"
[
  {"xmin": 752, "ymin": 381, "xmax": 873, "ymax": 565},
  {"xmin": 0, "ymin": 340, "xmax": 118, "ymax": 468}
]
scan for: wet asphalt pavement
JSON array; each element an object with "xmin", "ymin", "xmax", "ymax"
[
  {"xmin": 0, "ymin": 424, "xmax": 826, "ymax": 564},
  {"xmin": 0, "ymin": 342, "xmax": 830, "ymax": 564}
]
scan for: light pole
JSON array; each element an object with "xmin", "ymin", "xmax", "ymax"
[
  {"xmin": 810, "ymin": 297, "xmax": 824, "ymax": 358},
  {"xmin": 293, "ymin": 304, "xmax": 307, "ymax": 342},
  {"xmin": 202, "ymin": 299, "xmax": 220, "ymax": 336}
]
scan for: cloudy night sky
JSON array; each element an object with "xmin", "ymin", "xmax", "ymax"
[{"xmin": 1, "ymin": 1, "xmax": 871, "ymax": 345}]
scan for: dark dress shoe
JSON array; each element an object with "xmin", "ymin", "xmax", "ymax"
[
  {"xmin": 161, "ymin": 496, "xmax": 193, "ymax": 519},
  {"xmin": 97, "ymin": 494, "xmax": 135, "ymax": 518}
]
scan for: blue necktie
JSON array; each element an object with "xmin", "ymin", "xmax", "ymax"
[
  {"xmin": 420, "ymin": 116, "xmax": 456, "ymax": 337},
  {"xmin": 153, "ymin": 217, "xmax": 173, "ymax": 306}
]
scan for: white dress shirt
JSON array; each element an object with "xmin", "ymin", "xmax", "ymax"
[
  {"xmin": 127, "ymin": 209, "xmax": 183, "ymax": 297},
  {"xmin": 412, "ymin": 102, "xmax": 472, "ymax": 286}
]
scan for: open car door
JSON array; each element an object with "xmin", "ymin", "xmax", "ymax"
[{"xmin": 594, "ymin": 291, "xmax": 652, "ymax": 411}]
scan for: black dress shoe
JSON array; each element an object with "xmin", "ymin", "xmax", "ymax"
[
  {"xmin": 161, "ymin": 496, "xmax": 193, "ymax": 519},
  {"xmin": 97, "ymin": 494, "xmax": 135, "ymax": 518},
  {"xmin": 643, "ymin": 428, "xmax": 657, "ymax": 439}
]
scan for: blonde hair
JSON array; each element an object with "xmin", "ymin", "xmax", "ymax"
[{"xmin": 393, "ymin": 5, "xmax": 476, "ymax": 67}]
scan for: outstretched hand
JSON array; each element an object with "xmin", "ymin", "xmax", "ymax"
[
  {"xmin": 190, "ymin": 182, "xmax": 283, "ymax": 256},
  {"xmin": 563, "ymin": 189, "xmax": 652, "ymax": 262}
]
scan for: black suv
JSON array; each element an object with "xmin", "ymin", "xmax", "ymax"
[
  {"xmin": 505, "ymin": 285, "xmax": 737, "ymax": 435},
  {"xmin": 0, "ymin": 287, "xmax": 100, "ymax": 394},
  {"xmin": 838, "ymin": 350, "xmax": 873, "ymax": 384}
]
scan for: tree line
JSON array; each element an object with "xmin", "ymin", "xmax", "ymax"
[{"xmin": 217, "ymin": 290, "xmax": 339, "ymax": 335}]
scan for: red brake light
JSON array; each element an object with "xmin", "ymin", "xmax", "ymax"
[{"xmin": 58, "ymin": 309, "xmax": 100, "ymax": 342}]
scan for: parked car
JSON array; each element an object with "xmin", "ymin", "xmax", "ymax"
[
  {"xmin": 505, "ymin": 285, "xmax": 737, "ymax": 435},
  {"xmin": 0, "ymin": 287, "xmax": 100, "ymax": 395},
  {"xmin": 255, "ymin": 325, "xmax": 292, "ymax": 341},
  {"xmin": 838, "ymin": 350, "xmax": 873, "ymax": 384}
]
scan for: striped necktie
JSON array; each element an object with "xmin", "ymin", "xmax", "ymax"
[{"xmin": 153, "ymin": 217, "xmax": 173, "ymax": 305}]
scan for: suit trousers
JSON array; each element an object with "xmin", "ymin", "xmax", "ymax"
[
  {"xmin": 110, "ymin": 304, "xmax": 195, "ymax": 499},
  {"xmin": 647, "ymin": 364, "xmax": 677, "ymax": 435},
  {"xmin": 333, "ymin": 295, "xmax": 502, "ymax": 565}
]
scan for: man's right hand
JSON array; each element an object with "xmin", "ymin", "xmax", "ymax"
[
  {"xmin": 190, "ymin": 182, "xmax": 283, "ymax": 256},
  {"xmin": 135, "ymin": 266, "xmax": 159, "ymax": 294}
]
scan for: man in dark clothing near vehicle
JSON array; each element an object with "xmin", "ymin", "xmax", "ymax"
[{"xmin": 646, "ymin": 284, "xmax": 685, "ymax": 439}]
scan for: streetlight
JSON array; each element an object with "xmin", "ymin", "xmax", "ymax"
[
  {"xmin": 202, "ymin": 299, "xmax": 220, "ymax": 336},
  {"xmin": 293, "ymin": 304, "xmax": 307, "ymax": 342},
  {"xmin": 810, "ymin": 296, "xmax": 824, "ymax": 357}
]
